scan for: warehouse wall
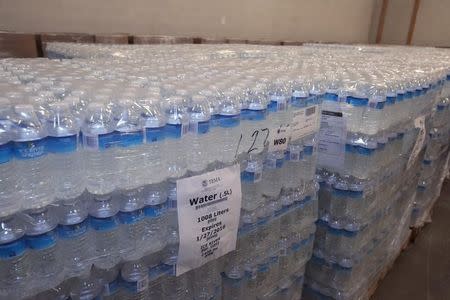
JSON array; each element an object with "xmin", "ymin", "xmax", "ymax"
[
  {"xmin": 0, "ymin": 0, "xmax": 376, "ymax": 43},
  {"xmin": 374, "ymin": 0, "xmax": 450, "ymax": 47},
  {"xmin": 413, "ymin": 0, "xmax": 450, "ymax": 47}
]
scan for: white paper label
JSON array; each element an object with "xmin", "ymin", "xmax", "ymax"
[
  {"xmin": 407, "ymin": 116, "xmax": 426, "ymax": 169},
  {"xmin": 317, "ymin": 110, "xmax": 347, "ymax": 170},
  {"xmin": 268, "ymin": 124, "xmax": 291, "ymax": 152},
  {"xmin": 176, "ymin": 164, "xmax": 242, "ymax": 276},
  {"xmin": 290, "ymin": 105, "xmax": 319, "ymax": 141}
]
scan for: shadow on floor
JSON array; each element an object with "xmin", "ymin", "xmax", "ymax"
[{"xmin": 372, "ymin": 180, "xmax": 450, "ymax": 300}]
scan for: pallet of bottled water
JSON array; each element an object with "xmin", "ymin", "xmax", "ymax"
[
  {"xmin": 411, "ymin": 83, "xmax": 450, "ymax": 227},
  {"xmin": 302, "ymin": 44, "xmax": 450, "ymax": 300},
  {"xmin": 0, "ymin": 43, "xmax": 322, "ymax": 300},
  {"xmin": 1, "ymin": 42, "xmax": 450, "ymax": 300}
]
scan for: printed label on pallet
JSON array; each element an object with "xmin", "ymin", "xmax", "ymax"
[
  {"xmin": 176, "ymin": 164, "xmax": 242, "ymax": 276},
  {"xmin": 317, "ymin": 110, "xmax": 347, "ymax": 170},
  {"xmin": 290, "ymin": 105, "xmax": 320, "ymax": 141},
  {"xmin": 268, "ymin": 124, "xmax": 291, "ymax": 152}
]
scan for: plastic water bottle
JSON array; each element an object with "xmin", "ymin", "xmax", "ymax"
[
  {"xmin": 46, "ymin": 102, "xmax": 85, "ymax": 200},
  {"xmin": 217, "ymin": 90, "xmax": 241, "ymax": 166},
  {"xmin": 186, "ymin": 94, "xmax": 211, "ymax": 174},
  {"xmin": 161, "ymin": 229, "xmax": 192, "ymax": 300},
  {"xmin": 56, "ymin": 196, "xmax": 91, "ymax": 277},
  {"xmin": 120, "ymin": 259, "xmax": 149, "ymax": 300},
  {"xmin": 240, "ymin": 155, "xmax": 264, "ymax": 211},
  {"xmin": 0, "ymin": 215, "xmax": 29, "ymax": 300},
  {"xmin": 92, "ymin": 264, "xmax": 120, "ymax": 300},
  {"xmin": 114, "ymin": 99, "xmax": 146, "ymax": 191},
  {"xmin": 140, "ymin": 99, "xmax": 166, "ymax": 184},
  {"xmin": 88, "ymin": 194, "xmax": 121, "ymax": 270},
  {"xmin": 239, "ymin": 84, "xmax": 268, "ymax": 155},
  {"xmin": 71, "ymin": 273, "xmax": 103, "ymax": 300},
  {"xmin": 23, "ymin": 206, "xmax": 64, "ymax": 295},
  {"xmin": 81, "ymin": 102, "xmax": 116, "ymax": 196},
  {"xmin": 12, "ymin": 104, "xmax": 54, "ymax": 210},
  {"xmin": 143, "ymin": 182, "xmax": 168, "ymax": 255},
  {"xmin": 193, "ymin": 259, "xmax": 221, "ymax": 300},
  {"xmin": 163, "ymin": 96, "xmax": 189, "ymax": 179},
  {"xmin": 0, "ymin": 98, "xmax": 18, "ymax": 217},
  {"xmin": 117, "ymin": 189, "xmax": 146, "ymax": 261}
]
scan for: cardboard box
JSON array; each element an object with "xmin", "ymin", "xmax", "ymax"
[
  {"xmin": 282, "ymin": 41, "xmax": 303, "ymax": 46},
  {"xmin": 133, "ymin": 35, "xmax": 194, "ymax": 44},
  {"xmin": 40, "ymin": 33, "xmax": 94, "ymax": 56},
  {"xmin": 247, "ymin": 40, "xmax": 282, "ymax": 45},
  {"xmin": 200, "ymin": 38, "xmax": 228, "ymax": 44},
  {"xmin": 0, "ymin": 31, "xmax": 39, "ymax": 58},
  {"xmin": 226, "ymin": 39, "xmax": 248, "ymax": 44},
  {"xmin": 95, "ymin": 34, "xmax": 129, "ymax": 44}
]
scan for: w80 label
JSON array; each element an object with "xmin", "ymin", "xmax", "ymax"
[{"xmin": 268, "ymin": 124, "xmax": 291, "ymax": 152}]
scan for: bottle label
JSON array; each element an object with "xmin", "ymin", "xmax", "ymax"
[
  {"xmin": 217, "ymin": 115, "xmax": 240, "ymax": 128},
  {"xmin": 265, "ymin": 157, "xmax": 284, "ymax": 169},
  {"xmin": 189, "ymin": 120, "xmax": 210, "ymax": 135},
  {"xmin": 122, "ymin": 276, "xmax": 149, "ymax": 294},
  {"xmin": 115, "ymin": 131, "xmax": 144, "ymax": 147},
  {"xmin": 26, "ymin": 230, "xmax": 57, "ymax": 250},
  {"xmin": 145, "ymin": 127, "xmax": 165, "ymax": 143},
  {"xmin": 0, "ymin": 141, "xmax": 13, "ymax": 164},
  {"xmin": 57, "ymin": 219, "xmax": 88, "ymax": 239},
  {"xmin": 268, "ymin": 96, "xmax": 287, "ymax": 112},
  {"xmin": 175, "ymin": 164, "xmax": 242, "ymax": 276},
  {"xmin": 160, "ymin": 263, "xmax": 176, "ymax": 276},
  {"xmin": 286, "ymin": 148, "xmax": 302, "ymax": 161},
  {"xmin": 144, "ymin": 202, "xmax": 168, "ymax": 217},
  {"xmin": 240, "ymin": 109, "xmax": 267, "ymax": 121},
  {"xmin": 118, "ymin": 209, "xmax": 145, "ymax": 224},
  {"xmin": 303, "ymin": 144, "xmax": 314, "ymax": 156},
  {"xmin": 290, "ymin": 105, "xmax": 319, "ymax": 141},
  {"xmin": 292, "ymin": 90, "xmax": 309, "ymax": 99},
  {"xmin": 82, "ymin": 132, "xmax": 116, "ymax": 151},
  {"xmin": 368, "ymin": 96, "xmax": 386, "ymax": 109},
  {"xmin": 103, "ymin": 277, "xmax": 120, "ymax": 296},
  {"xmin": 241, "ymin": 169, "xmax": 262, "ymax": 183},
  {"xmin": 324, "ymin": 93, "xmax": 339, "ymax": 101},
  {"xmin": 165, "ymin": 123, "xmax": 189, "ymax": 139},
  {"xmin": 14, "ymin": 138, "xmax": 47, "ymax": 160},
  {"xmin": 0, "ymin": 238, "xmax": 27, "ymax": 259},
  {"xmin": 346, "ymin": 96, "xmax": 368, "ymax": 107},
  {"xmin": 317, "ymin": 110, "xmax": 346, "ymax": 171},
  {"xmin": 46, "ymin": 134, "xmax": 78, "ymax": 153},
  {"xmin": 89, "ymin": 215, "xmax": 119, "ymax": 231}
]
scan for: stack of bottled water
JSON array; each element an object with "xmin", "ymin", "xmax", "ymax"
[
  {"xmin": 0, "ymin": 43, "xmax": 323, "ymax": 300},
  {"xmin": 412, "ymin": 74, "xmax": 450, "ymax": 227},
  {"xmin": 0, "ymin": 42, "xmax": 449, "ymax": 300},
  {"xmin": 302, "ymin": 44, "xmax": 450, "ymax": 300}
]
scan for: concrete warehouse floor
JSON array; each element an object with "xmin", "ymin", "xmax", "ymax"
[{"xmin": 372, "ymin": 180, "xmax": 450, "ymax": 300}]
